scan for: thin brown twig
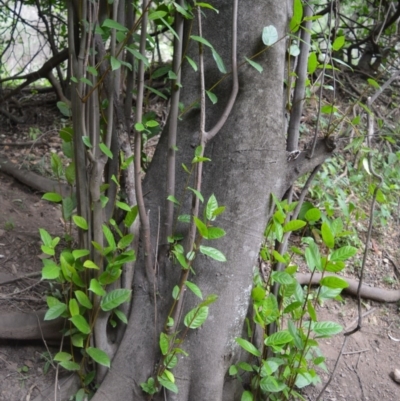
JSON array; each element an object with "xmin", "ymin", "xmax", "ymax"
[
  {"xmin": 0, "ymin": 280, "xmax": 42, "ymax": 298},
  {"xmin": 315, "ymin": 336, "xmax": 349, "ymax": 401},
  {"xmin": 0, "ymin": 271, "xmax": 41, "ymax": 286}
]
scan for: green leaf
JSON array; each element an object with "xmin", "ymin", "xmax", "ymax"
[
  {"xmin": 332, "ymin": 36, "xmax": 345, "ymax": 51},
  {"xmin": 151, "ymin": 65, "xmax": 171, "ymax": 79},
  {"xmin": 196, "ymin": 2, "xmax": 219, "ymax": 12},
  {"xmin": 185, "ymin": 55, "xmax": 198, "ymax": 71},
  {"xmin": 237, "ymin": 362, "xmax": 253, "ymax": 372},
  {"xmin": 199, "ymin": 245, "xmax": 226, "ymax": 262},
  {"xmin": 73, "ymin": 216, "xmax": 88, "ymax": 230},
  {"xmin": 186, "ymin": 281, "xmax": 203, "ymax": 299},
  {"xmin": 241, "ymin": 390, "xmax": 254, "ymax": 401},
  {"xmin": 376, "ymin": 188, "xmax": 386, "ymax": 204},
  {"xmin": 46, "ymin": 296, "xmax": 60, "ymax": 308},
  {"xmin": 252, "ymin": 287, "xmax": 266, "ymax": 302},
  {"xmin": 39, "ymin": 228, "xmax": 52, "ymax": 247},
  {"xmin": 188, "ymin": 187, "xmax": 204, "ymax": 202},
  {"xmin": 331, "ymin": 217, "xmax": 343, "ymax": 236},
  {"xmin": 75, "ymin": 290, "xmax": 93, "ymax": 309},
  {"xmin": 283, "ymin": 301, "xmax": 302, "ymax": 313},
  {"xmin": 70, "ymin": 315, "xmax": 91, "ymax": 334},
  {"xmin": 42, "ymin": 260, "xmax": 60, "ymax": 280},
  {"xmin": 273, "ymin": 251, "xmax": 285, "ymax": 265},
  {"xmin": 87, "ymin": 347, "xmax": 110, "ymax": 368},
  {"xmin": 145, "ymin": 120, "xmax": 159, "ymax": 128},
  {"xmin": 71, "ymin": 334, "xmax": 84, "ymax": 348},
  {"xmin": 59, "ymin": 126, "xmax": 73, "ymax": 142},
  {"xmin": 245, "ymin": 57, "xmax": 263, "ymax": 73},
  {"xmin": 65, "ymin": 162, "xmax": 75, "ymax": 185},
  {"xmin": 44, "ymin": 303, "xmax": 67, "ymax": 320},
  {"xmin": 190, "ymin": 35, "xmax": 212, "ymax": 48},
  {"xmin": 83, "ymin": 260, "xmax": 99, "ymax": 269},
  {"xmin": 265, "ymin": 330, "xmax": 293, "ymax": 346},
  {"xmin": 72, "ymin": 249, "xmax": 90, "ymax": 259},
  {"xmin": 261, "ymin": 294, "xmax": 280, "ymax": 325},
  {"xmin": 42, "ymin": 192, "xmax": 62, "ymax": 203},
  {"xmin": 212, "ymin": 206, "xmax": 225, "ymax": 217},
  {"xmin": 164, "ymin": 354, "xmax": 178, "ymax": 369},
  {"xmin": 158, "ymin": 377, "xmax": 178, "ymax": 393},
  {"xmin": 57, "ymin": 101, "xmax": 71, "ymax": 117},
  {"xmin": 145, "ymin": 85, "xmax": 168, "ymax": 100},
  {"xmin": 168, "ymin": 70, "xmax": 178, "ymax": 80},
  {"xmin": 100, "ymin": 289, "xmax": 132, "ymax": 311},
  {"xmin": 159, "ymin": 332, "xmax": 169, "ymax": 355},
  {"xmin": 320, "ymin": 276, "xmax": 349, "ymax": 289},
  {"xmin": 367, "ymin": 78, "xmax": 380, "ymax": 89},
  {"xmin": 263, "ymin": 357, "xmax": 285, "ymax": 376},
  {"xmin": 82, "ymin": 136, "xmax": 93, "ymax": 148},
  {"xmin": 289, "ymin": 0, "xmax": 303, "ymax": 32},
  {"xmin": 271, "ymin": 271, "xmax": 293, "ymax": 285},
  {"xmin": 304, "ymin": 238, "xmax": 321, "ymax": 271},
  {"xmin": 184, "ymin": 306, "xmax": 209, "ymax": 329},
  {"xmin": 62, "ymin": 196, "xmax": 75, "ymax": 220},
  {"xmin": 283, "ymin": 219, "xmax": 306, "ymax": 233},
  {"xmin": 149, "ymin": 10, "xmax": 167, "ymax": 20},
  {"xmin": 41, "ymin": 245, "xmax": 55, "ymax": 256},
  {"xmin": 262, "ymin": 25, "xmax": 278, "ymax": 46},
  {"xmin": 307, "ymin": 300, "xmax": 317, "ymax": 322},
  {"xmin": 199, "ymin": 293, "xmax": 218, "ymax": 307},
  {"xmin": 321, "ymin": 222, "xmax": 334, "ymax": 249},
  {"xmin": 118, "ymin": 234, "xmax": 134, "ymax": 250},
  {"xmin": 125, "ymin": 46, "xmax": 150, "ymax": 67},
  {"xmin": 330, "ymin": 246, "xmax": 357, "ymax": 261},
  {"xmin": 124, "ymin": 205, "xmax": 138, "ymax": 227},
  {"xmin": 194, "ymin": 217, "xmax": 208, "ymax": 237},
  {"xmin": 167, "ymin": 195, "xmax": 180, "ymax": 205},
  {"xmin": 311, "ymin": 321, "xmax": 343, "ymax": 336},
  {"xmin": 114, "ymin": 309, "xmax": 128, "ymax": 324},
  {"xmin": 325, "ymin": 261, "xmax": 345, "ymax": 273},
  {"xmin": 308, "ymin": 52, "xmax": 318, "ymax": 74},
  {"xmin": 172, "ymin": 249, "xmax": 189, "ymax": 269},
  {"xmin": 229, "ymin": 365, "xmax": 238, "ymax": 375},
  {"xmin": 178, "ymin": 214, "xmax": 191, "ymax": 223},
  {"xmin": 87, "ymin": 66, "xmax": 98, "ymax": 76},
  {"xmin": 140, "ymin": 377, "xmax": 157, "ymax": 395},
  {"xmin": 321, "ymin": 104, "xmax": 338, "ymax": 114},
  {"xmin": 102, "ymin": 224, "xmax": 116, "ymax": 249},
  {"xmin": 80, "ymin": 77, "xmax": 93, "ymax": 87},
  {"xmin": 211, "ymin": 47, "xmax": 226, "ymax": 73},
  {"xmin": 206, "ymin": 194, "xmax": 218, "ymax": 220},
  {"xmin": 89, "ymin": 278, "xmax": 106, "ymax": 296},
  {"xmin": 59, "ymin": 361, "xmax": 80, "ymax": 371},
  {"xmin": 135, "ymin": 122, "xmax": 145, "ymax": 132},
  {"xmin": 172, "ymin": 285, "xmax": 180, "ymax": 300},
  {"xmin": 99, "ymin": 143, "xmax": 113, "ymax": 159},
  {"xmin": 102, "ymin": 18, "xmax": 128, "ymax": 31},
  {"xmin": 160, "ymin": 16, "xmax": 180, "ymax": 41},
  {"xmin": 206, "ymin": 90, "xmax": 218, "ymax": 104},
  {"xmin": 54, "ymin": 352, "xmax": 72, "ymax": 362},
  {"xmin": 206, "ymin": 227, "xmax": 226, "ymax": 239},
  {"xmin": 69, "ymin": 299, "xmax": 80, "ymax": 316},
  {"xmin": 235, "ymin": 337, "xmax": 261, "ymax": 357},
  {"xmin": 304, "ymin": 208, "xmax": 321, "ymax": 222},
  {"xmin": 362, "ymin": 157, "xmax": 371, "ymax": 175}
]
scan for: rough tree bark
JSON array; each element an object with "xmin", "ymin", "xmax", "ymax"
[{"xmin": 92, "ymin": 1, "xmax": 333, "ymax": 400}]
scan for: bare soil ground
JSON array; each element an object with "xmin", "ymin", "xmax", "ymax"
[{"xmin": 0, "ymin": 96, "xmax": 400, "ymax": 400}]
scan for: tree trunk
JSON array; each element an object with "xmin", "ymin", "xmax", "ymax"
[{"xmin": 91, "ymin": 2, "xmax": 313, "ymax": 400}]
